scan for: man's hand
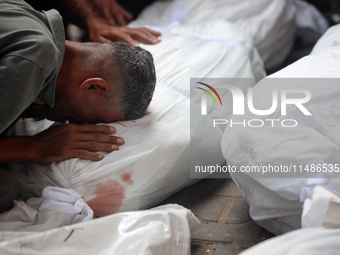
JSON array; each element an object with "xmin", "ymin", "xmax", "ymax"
[
  {"xmin": 89, "ymin": 21, "xmax": 161, "ymax": 45},
  {"xmin": 54, "ymin": 0, "xmax": 161, "ymax": 45},
  {"xmin": 0, "ymin": 123, "xmax": 124, "ymax": 165},
  {"xmin": 91, "ymin": 0, "xmax": 133, "ymax": 26}
]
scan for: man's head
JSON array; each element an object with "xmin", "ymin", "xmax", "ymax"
[{"xmin": 53, "ymin": 41, "xmax": 156, "ymax": 123}]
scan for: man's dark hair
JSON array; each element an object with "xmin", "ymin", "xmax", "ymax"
[{"xmin": 106, "ymin": 42, "xmax": 156, "ymax": 120}]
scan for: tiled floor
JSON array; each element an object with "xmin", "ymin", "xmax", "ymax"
[{"xmin": 158, "ymin": 178, "xmax": 275, "ymax": 255}]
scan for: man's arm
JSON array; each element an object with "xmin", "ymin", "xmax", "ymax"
[
  {"xmin": 0, "ymin": 124, "xmax": 124, "ymax": 164},
  {"xmin": 54, "ymin": 0, "xmax": 161, "ymax": 45}
]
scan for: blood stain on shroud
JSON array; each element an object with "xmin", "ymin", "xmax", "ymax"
[
  {"xmin": 87, "ymin": 179, "xmax": 125, "ymax": 217},
  {"xmin": 121, "ymin": 172, "xmax": 134, "ymax": 185}
]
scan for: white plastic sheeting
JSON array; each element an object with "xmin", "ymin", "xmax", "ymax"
[
  {"xmin": 0, "ymin": 203, "xmax": 200, "ymax": 255},
  {"xmin": 140, "ymin": 20, "xmax": 265, "ymax": 92},
  {"xmin": 0, "ymin": 186, "xmax": 93, "ymax": 231},
  {"xmin": 311, "ymin": 23, "xmax": 340, "ymax": 55},
  {"xmin": 302, "ymin": 185, "xmax": 340, "ymax": 229},
  {"xmin": 239, "ymin": 227, "xmax": 340, "ymax": 255},
  {"xmin": 130, "ymin": 0, "xmax": 296, "ymax": 69},
  {"xmin": 236, "ymin": 177, "xmax": 340, "ymax": 254},
  {"xmin": 241, "ymin": 184, "xmax": 340, "ymax": 254},
  {"xmin": 221, "ymin": 24, "xmax": 340, "ymax": 235},
  {"xmin": 292, "ymin": 0, "xmax": 328, "ymax": 45},
  {"xmin": 130, "ymin": 0, "xmax": 327, "ymax": 69}
]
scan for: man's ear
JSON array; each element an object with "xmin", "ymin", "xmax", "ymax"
[{"xmin": 79, "ymin": 78, "xmax": 109, "ymax": 94}]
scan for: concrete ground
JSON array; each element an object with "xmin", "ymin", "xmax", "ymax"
[{"xmin": 158, "ymin": 178, "xmax": 275, "ymax": 255}]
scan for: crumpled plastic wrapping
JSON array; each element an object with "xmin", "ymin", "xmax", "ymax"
[
  {"xmin": 0, "ymin": 203, "xmax": 200, "ymax": 255},
  {"xmin": 0, "ymin": 186, "xmax": 93, "ymax": 231},
  {"xmin": 240, "ymin": 227, "xmax": 340, "ymax": 255},
  {"xmin": 241, "ymin": 183, "xmax": 340, "ymax": 255},
  {"xmin": 221, "ymin": 23, "xmax": 340, "ymax": 235},
  {"xmin": 302, "ymin": 184, "xmax": 340, "ymax": 229},
  {"xmin": 130, "ymin": 0, "xmax": 327, "ymax": 70},
  {"xmin": 129, "ymin": 0, "xmax": 297, "ymax": 69}
]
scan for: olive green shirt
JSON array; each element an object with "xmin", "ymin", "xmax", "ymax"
[{"xmin": 0, "ymin": 0, "xmax": 65, "ymax": 134}]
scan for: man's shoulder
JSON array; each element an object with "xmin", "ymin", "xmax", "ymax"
[{"xmin": 0, "ymin": 0, "xmax": 65, "ymax": 71}]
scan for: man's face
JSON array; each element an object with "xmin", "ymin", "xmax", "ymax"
[
  {"xmin": 70, "ymin": 97, "xmax": 126, "ymax": 124},
  {"xmin": 50, "ymin": 88, "xmax": 126, "ymax": 124},
  {"xmin": 64, "ymin": 110, "xmax": 125, "ymax": 124},
  {"xmin": 82, "ymin": 106, "xmax": 126, "ymax": 124}
]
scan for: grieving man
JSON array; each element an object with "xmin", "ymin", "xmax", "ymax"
[{"xmin": 0, "ymin": 0, "xmax": 156, "ymax": 212}]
